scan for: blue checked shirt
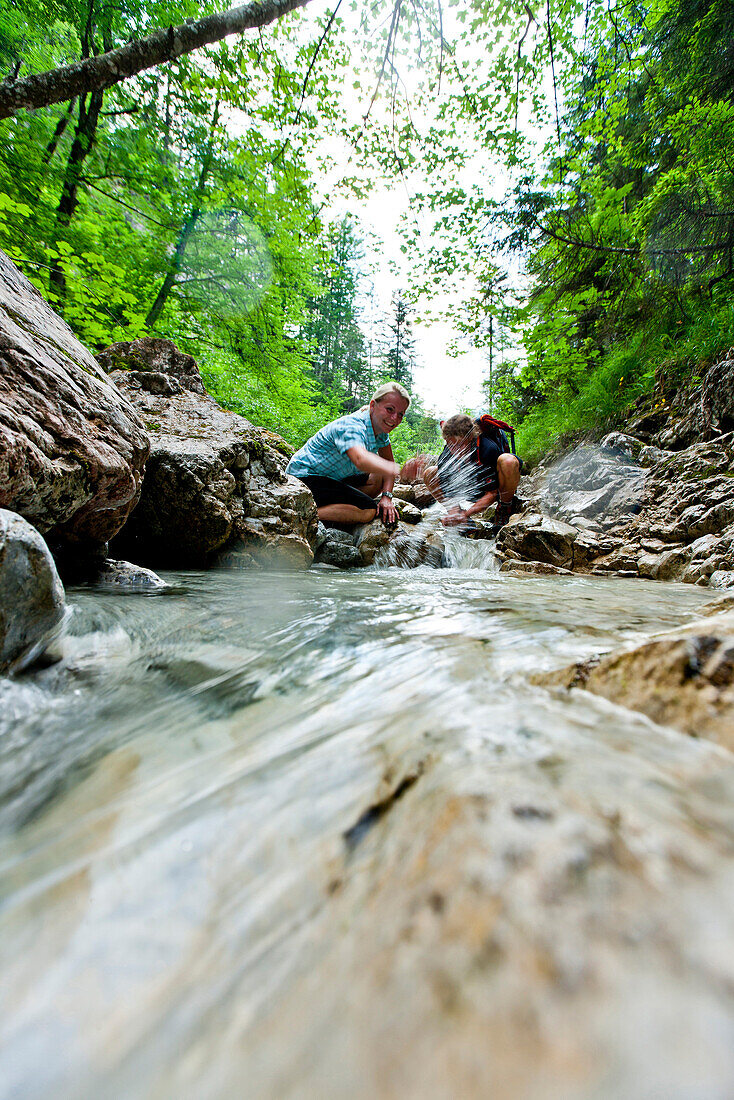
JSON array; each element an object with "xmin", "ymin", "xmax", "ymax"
[{"xmin": 286, "ymin": 409, "xmax": 389, "ymax": 480}]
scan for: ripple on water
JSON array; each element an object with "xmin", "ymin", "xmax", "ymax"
[{"xmin": 0, "ymin": 567, "xmax": 730, "ymax": 1100}]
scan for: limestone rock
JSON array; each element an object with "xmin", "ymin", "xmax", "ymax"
[
  {"xmin": 600, "ymin": 431, "xmax": 643, "ymax": 459},
  {"xmin": 534, "ymin": 609, "xmax": 734, "ymax": 750},
  {"xmin": 97, "ymin": 337, "xmax": 206, "ymax": 394},
  {"xmin": 499, "ymin": 560, "xmax": 574, "ymax": 576},
  {"xmin": 392, "ymin": 479, "xmax": 435, "ymax": 509},
  {"xmin": 316, "ymin": 529, "xmax": 362, "ymax": 568},
  {"xmin": 542, "ymin": 446, "xmax": 647, "ymax": 522},
  {"xmin": 701, "ymin": 356, "xmax": 734, "ymax": 433},
  {"xmin": 0, "ymin": 509, "xmax": 66, "ymax": 673},
  {"xmin": 710, "ymin": 570, "xmax": 734, "ymax": 589},
  {"xmin": 395, "ymin": 500, "xmax": 422, "ymax": 524},
  {"xmin": 108, "ymin": 357, "xmax": 317, "ymax": 569},
  {"xmin": 0, "ymin": 249, "xmax": 149, "ymax": 563},
  {"xmin": 94, "ymin": 559, "xmax": 167, "ymax": 589},
  {"xmin": 638, "ymin": 445, "xmax": 670, "ymax": 468},
  {"xmin": 375, "ymin": 525, "xmax": 444, "ymax": 568},
  {"xmin": 354, "ymin": 520, "xmax": 392, "ymax": 566},
  {"xmin": 496, "ymin": 513, "xmax": 579, "ymax": 569}
]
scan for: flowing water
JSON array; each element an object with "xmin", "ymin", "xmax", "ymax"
[{"xmin": 1, "ymin": 546, "xmax": 733, "ymax": 1099}]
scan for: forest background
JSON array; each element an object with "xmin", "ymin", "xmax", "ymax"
[{"xmin": 1, "ymin": 0, "xmax": 733, "ymax": 464}]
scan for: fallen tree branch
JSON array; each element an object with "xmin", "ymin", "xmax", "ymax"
[{"xmin": 0, "ymin": 0, "xmax": 310, "ymax": 119}]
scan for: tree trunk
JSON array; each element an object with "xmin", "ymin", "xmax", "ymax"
[
  {"xmin": 145, "ymin": 101, "xmax": 220, "ymax": 328},
  {"xmin": 0, "ymin": 0, "xmax": 311, "ymax": 119},
  {"xmin": 49, "ymin": 89, "xmax": 104, "ymax": 300},
  {"xmin": 41, "ymin": 98, "xmax": 78, "ymax": 167}
]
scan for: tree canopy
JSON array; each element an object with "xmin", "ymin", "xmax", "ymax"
[{"xmin": 2, "ymin": 0, "xmax": 733, "ymax": 458}]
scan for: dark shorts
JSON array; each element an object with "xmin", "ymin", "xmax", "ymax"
[{"xmin": 299, "ymin": 474, "xmax": 378, "ymax": 511}]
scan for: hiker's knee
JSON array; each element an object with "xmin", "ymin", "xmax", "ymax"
[
  {"xmin": 497, "ymin": 453, "xmax": 520, "ymax": 482},
  {"xmin": 423, "ymin": 464, "xmax": 439, "ymax": 489}
]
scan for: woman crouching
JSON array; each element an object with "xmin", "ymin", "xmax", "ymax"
[{"xmin": 286, "ymin": 383, "xmax": 410, "ymax": 527}]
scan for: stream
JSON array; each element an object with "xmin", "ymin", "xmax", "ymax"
[{"xmin": 2, "ymin": 545, "xmax": 734, "ymax": 1099}]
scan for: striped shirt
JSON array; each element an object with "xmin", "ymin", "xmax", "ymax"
[{"xmin": 287, "ymin": 409, "xmax": 388, "ymax": 480}]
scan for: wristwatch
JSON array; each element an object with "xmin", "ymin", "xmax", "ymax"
[{"xmin": 380, "ymin": 491, "xmax": 394, "ymax": 499}]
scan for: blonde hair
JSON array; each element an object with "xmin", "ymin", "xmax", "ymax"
[
  {"xmin": 370, "ymin": 381, "xmax": 411, "ymax": 407},
  {"xmin": 442, "ymin": 413, "xmax": 478, "ymax": 439}
]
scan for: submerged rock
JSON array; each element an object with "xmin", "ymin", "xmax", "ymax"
[
  {"xmin": 0, "ymin": 250, "xmax": 149, "ymax": 568},
  {"xmin": 0, "ymin": 509, "xmax": 65, "ymax": 673},
  {"xmin": 94, "ymin": 559, "xmax": 167, "ymax": 590}
]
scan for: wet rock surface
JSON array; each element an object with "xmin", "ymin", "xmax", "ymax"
[
  {"xmin": 314, "ymin": 517, "xmax": 446, "ymax": 570},
  {"xmin": 2, "ymin": 571, "xmax": 731, "ymax": 1100},
  {"xmin": 493, "ymin": 403, "xmax": 734, "ymax": 584},
  {"xmin": 93, "ymin": 559, "xmax": 167, "ymax": 590},
  {"xmin": 534, "ymin": 606, "xmax": 734, "ymax": 751},
  {"xmin": 0, "ymin": 509, "xmax": 65, "ymax": 672},
  {"xmin": 106, "ymin": 341, "xmax": 317, "ymax": 569},
  {"xmin": 0, "ymin": 250, "xmax": 149, "ymax": 563}
]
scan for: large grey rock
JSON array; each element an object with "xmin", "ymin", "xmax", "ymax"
[
  {"xmin": 0, "ymin": 509, "xmax": 65, "ymax": 672},
  {"xmin": 496, "ymin": 513, "xmax": 580, "ymax": 569},
  {"xmin": 97, "ymin": 337, "xmax": 206, "ymax": 394},
  {"xmin": 107, "ymin": 347, "xmax": 317, "ymax": 569},
  {"xmin": 600, "ymin": 432, "xmax": 643, "ymax": 460},
  {"xmin": 0, "ymin": 250, "xmax": 149, "ymax": 564},
  {"xmin": 701, "ymin": 357, "xmax": 734, "ymax": 433},
  {"xmin": 316, "ymin": 529, "xmax": 362, "ymax": 568},
  {"xmin": 543, "ymin": 446, "xmax": 647, "ymax": 522}
]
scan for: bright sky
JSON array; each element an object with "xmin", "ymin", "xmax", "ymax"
[{"xmin": 303, "ymin": 0, "xmax": 548, "ymax": 417}]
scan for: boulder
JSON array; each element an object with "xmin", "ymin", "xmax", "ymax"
[
  {"xmin": 353, "ymin": 520, "xmax": 392, "ymax": 566},
  {"xmin": 392, "ymin": 479, "xmax": 435, "ymax": 509},
  {"xmin": 106, "ymin": 344, "xmax": 317, "ymax": 569},
  {"xmin": 710, "ymin": 571, "xmax": 734, "ymax": 590},
  {"xmin": 499, "ymin": 560, "xmax": 574, "ymax": 576},
  {"xmin": 0, "ymin": 509, "xmax": 66, "ymax": 673},
  {"xmin": 96, "ymin": 337, "xmax": 206, "ymax": 394},
  {"xmin": 496, "ymin": 513, "xmax": 579, "ymax": 569},
  {"xmin": 315, "ymin": 529, "xmax": 362, "ymax": 568},
  {"xmin": 395, "ymin": 500, "xmax": 422, "ymax": 525},
  {"xmin": 533, "ymin": 609, "xmax": 734, "ymax": 750},
  {"xmin": 0, "ymin": 250, "xmax": 149, "ymax": 567},
  {"xmin": 94, "ymin": 559, "xmax": 167, "ymax": 590},
  {"xmin": 542, "ymin": 446, "xmax": 647, "ymax": 522},
  {"xmin": 599, "ymin": 431, "xmax": 643, "ymax": 459}
]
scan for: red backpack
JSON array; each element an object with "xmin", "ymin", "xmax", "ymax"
[{"xmin": 475, "ymin": 414, "xmax": 517, "ymax": 456}]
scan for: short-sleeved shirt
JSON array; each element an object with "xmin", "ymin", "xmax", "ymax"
[
  {"xmin": 438, "ymin": 432, "xmax": 508, "ymax": 501},
  {"xmin": 286, "ymin": 409, "xmax": 389, "ymax": 481}
]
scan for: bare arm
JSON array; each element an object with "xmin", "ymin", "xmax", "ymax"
[
  {"xmin": 347, "ymin": 444, "xmax": 400, "ymax": 525},
  {"xmin": 346, "ymin": 445, "xmax": 400, "ymax": 480},
  {"xmin": 377, "ymin": 444, "xmax": 398, "ymax": 492}
]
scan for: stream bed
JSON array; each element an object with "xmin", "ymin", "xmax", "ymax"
[{"xmin": 1, "ymin": 558, "xmax": 733, "ymax": 1099}]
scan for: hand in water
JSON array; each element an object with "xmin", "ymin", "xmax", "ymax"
[{"xmin": 441, "ymin": 506, "xmax": 467, "ymax": 527}]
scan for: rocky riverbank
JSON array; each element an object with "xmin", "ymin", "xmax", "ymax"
[{"xmin": 2, "ymin": 237, "xmax": 733, "ymax": 676}]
